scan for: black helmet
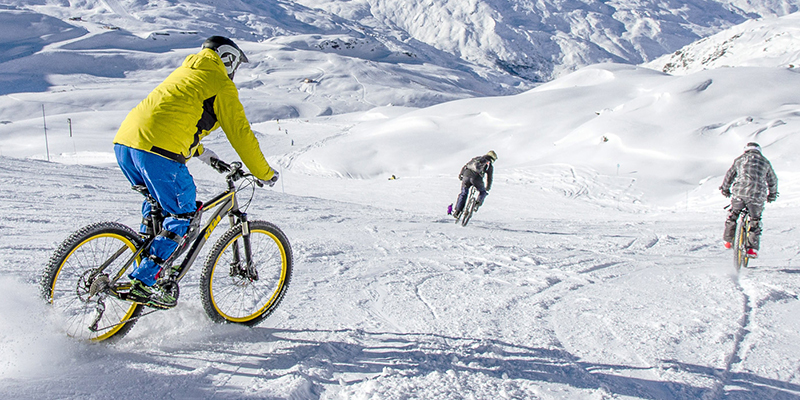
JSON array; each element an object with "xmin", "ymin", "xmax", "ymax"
[{"xmin": 202, "ymin": 36, "xmax": 249, "ymax": 79}]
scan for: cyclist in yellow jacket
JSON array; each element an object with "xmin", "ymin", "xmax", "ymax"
[{"xmin": 113, "ymin": 36, "xmax": 278, "ymax": 308}]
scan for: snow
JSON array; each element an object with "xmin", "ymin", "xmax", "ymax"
[
  {"xmin": 646, "ymin": 12, "xmax": 800, "ymax": 74},
  {"xmin": 1, "ymin": 1, "xmax": 800, "ymax": 399},
  {"xmin": 295, "ymin": 0, "xmax": 800, "ymax": 80}
]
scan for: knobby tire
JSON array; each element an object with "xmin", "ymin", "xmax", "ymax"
[
  {"xmin": 200, "ymin": 220, "xmax": 292, "ymax": 326},
  {"xmin": 461, "ymin": 197, "xmax": 476, "ymax": 226},
  {"xmin": 459, "ymin": 187, "xmax": 478, "ymax": 227},
  {"xmin": 733, "ymin": 214, "xmax": 750, "ymax": 271},
  {"xmin": 41, "ymin": 222, "xmax": 144, "ymax": 342}
]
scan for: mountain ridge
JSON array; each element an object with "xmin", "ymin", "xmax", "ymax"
[{"xmin": 8, "ymin": 0, "xmax": 800, "ymax": 84}]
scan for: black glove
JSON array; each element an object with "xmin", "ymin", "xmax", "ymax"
[
  {"xmin": 719, "ymin": 186, "xmax": 731, "ymax": 198},
  {"xmin": 767, "ymin": 192, "xmax": 778, "ymax": 203}
]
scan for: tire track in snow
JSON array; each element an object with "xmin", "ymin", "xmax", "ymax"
[
  {"xmin": 430, "ymin": 219, "xmax": 647, "ymax": 394},
  {"xmin": 709, "ymin": 272, "xmax": 800, "ymax": 399},
  {"xmin": 413, "ymin": 274, "xmax": 443, "ymax": 321},
  {"xmin": 288, "ymin": 207, "xmax": 617, "ymax": 395},
  {"xmin": 278, "ymin": 125, "xmax": 354, "ymax": 174},
  {"xmin": 100, "ymin": 0, "xmax": 136, "ymax": 20},
  {"xmin": 705, "ymin": 277, "xmax": 752, "ymax": 400}
]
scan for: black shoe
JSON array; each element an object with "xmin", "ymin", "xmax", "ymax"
[{"xmin": 128, "ymin": 279, "xmax": 177, "ymax": 309}]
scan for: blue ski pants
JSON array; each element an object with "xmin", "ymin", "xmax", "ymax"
[{"xmin": 115, "ymin": 144, "xmax": 197, "ymax": 286}]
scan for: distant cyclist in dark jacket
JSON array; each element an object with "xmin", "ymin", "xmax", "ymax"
[
  {"xmin": 720, "ymin": 142, "xmax": 778, "ymax": 258},
  {"xmin": 451, "ymin": 151, "xmax": 496, "ymax": 218}
]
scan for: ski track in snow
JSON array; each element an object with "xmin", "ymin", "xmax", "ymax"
[
  {"xmin": 1, "ymin": 156, "xmax": 800, "ymax": 399},
  {"xmin": 100, "ymin": 0, "xmax": 136, "ymax": 20}
]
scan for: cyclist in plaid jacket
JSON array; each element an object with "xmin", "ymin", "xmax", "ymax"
[{"xmin": 720, "ymin": 142, "xmax": 778, "ymax": 258}]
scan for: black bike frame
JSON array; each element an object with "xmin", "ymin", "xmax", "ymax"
[{"xmin": 170, "ymin": 189, "xmax": 248, "ymax": 282}]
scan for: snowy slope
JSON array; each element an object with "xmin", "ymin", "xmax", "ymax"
[
  {"xmin": 2, "ymin": 60, "xmax": 800, "ymax": 399},
  {"xmin": 1, "ymin": 126, "xmax": 800, "ymax": 399}
]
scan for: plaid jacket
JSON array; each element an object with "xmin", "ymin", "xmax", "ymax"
[{"xmin": 721, "ymin": 150, "xmax": 778, "ymax": 203}]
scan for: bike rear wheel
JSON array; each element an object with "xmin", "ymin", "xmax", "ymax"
[
  {"xmin": 733, "ymin": 214, "xmax": 750, "ymax": 271},
  {"xmin": 201, "ymin": 220, "xmax": 292, "ymax": 326},
  {"xmin": 41, "ymin": 222, "xmax": 143, "ymax": 342}
]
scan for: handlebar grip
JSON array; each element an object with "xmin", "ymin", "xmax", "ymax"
[{"xmin": 210, "ymin": 158, "xmax": 231, "ymax": 173}]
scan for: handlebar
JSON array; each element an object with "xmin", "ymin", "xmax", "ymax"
[
  {"xmin": 209, "ymin": 157, "xmax": 233, "ymax": 174},
  {"xmin": 209, "ymin": 158, "xmax": 263, "ymax": 187}
]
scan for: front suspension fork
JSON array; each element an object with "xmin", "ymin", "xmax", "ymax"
[{"xmin": 231, "ymin": 214, "xmax": 258, "ymax": 281}]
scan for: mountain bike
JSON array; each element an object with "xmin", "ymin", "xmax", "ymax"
[
  {"xmin": 456, "ymin": 187, "xmax": 478, "ymax": 227},
  {"xmin": 733, "ymin": 207, "xmax": 751, "ymax": 271},
  {"xmin": 40, "ymin": 159, "xmax": 292, "ymax": 342}
]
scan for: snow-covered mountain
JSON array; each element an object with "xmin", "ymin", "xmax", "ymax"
[
  {"xmin": 1, "ymin": 0, "xmax": 532, "ymax": 116},
  {"xmin": 294, "ymin": 0, "xmax": 800, "ymax": 81},
  {"xmin": 645, "ymin": 11, "xmax": 800, "ymax": 74},
  {"xmin": 4, "ymin": 0, "xmax": 800, "ymax": 99}
]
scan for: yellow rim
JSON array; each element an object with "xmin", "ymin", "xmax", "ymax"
[
  {"xmin": 736, "ymin": 222, "xmax": 749, "ymax": 267},
  {"xmin": 210, "ymin": 228, "xmax": 288, "ymax": 322},
  {"xmin": 51, "ymin": 232, "xmax": 140, "ymax": 341}
]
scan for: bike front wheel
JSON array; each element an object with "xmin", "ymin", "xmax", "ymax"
[
  {"xmin": 461, "ymin": 197, "xmax": 476, "ymax": 226},
  {"xmin": 41, "ymin": 222, "xmax": 144, "ymax": 342},
  {"xmin": 733, "ymin": 215, "xmax": 750, "ymax": 271},
  {"xmin": 201, "ymin": 220, "xmax": 292, "ymax": 326}
]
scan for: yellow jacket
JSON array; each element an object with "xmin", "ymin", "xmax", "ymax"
[{"xmin": 114, "ymin": 48, "xmax": 274, "ymax": 180}]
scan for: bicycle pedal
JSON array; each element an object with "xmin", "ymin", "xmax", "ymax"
[{"xmin": 108, "ymin": 282, "xmax": 132, "ymax": 300}]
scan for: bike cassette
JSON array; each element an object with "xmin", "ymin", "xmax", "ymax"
[{"xmin": 89, "ymin": 274, "xmax": 110, "ymax": 298}]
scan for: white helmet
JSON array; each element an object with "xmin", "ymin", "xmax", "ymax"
[
  {"xmin": 744, "ymin": 142, "xmax": 761, "ymax": 153},
  {"xmin": 202, "ymin": 36, "xmax": 249, "ymax": 80}
]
